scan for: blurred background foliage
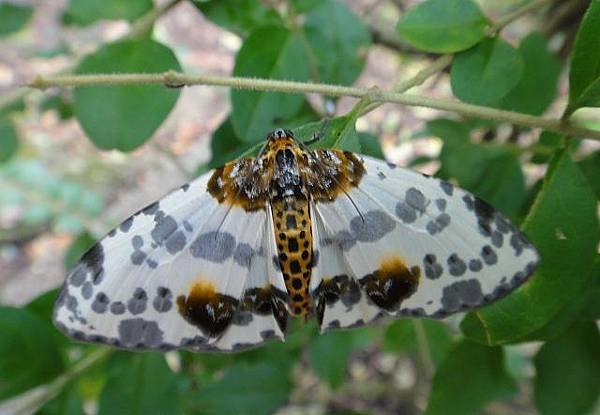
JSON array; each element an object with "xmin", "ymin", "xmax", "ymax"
[{"xmin": 0, "ymin": 0, "xmax": 599, "ymax": 414}]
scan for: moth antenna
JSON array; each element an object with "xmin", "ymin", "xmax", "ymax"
[{"xmin": 303, "ymin": 118, "xmax": 330, "ymax": 146}]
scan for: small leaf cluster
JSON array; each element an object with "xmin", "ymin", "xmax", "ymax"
[{"xmin": 0, "ymin": 1, "xmax": 599, "ymax": 414}]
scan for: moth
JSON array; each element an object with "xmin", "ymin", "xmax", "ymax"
[{"xmin": 54, "ymin": 128, "xmax": 539, "ymax": 352}]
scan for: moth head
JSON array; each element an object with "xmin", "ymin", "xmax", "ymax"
[{"xmin": 266, "ymin": 128, "xmax": 295, "ymax": 149}]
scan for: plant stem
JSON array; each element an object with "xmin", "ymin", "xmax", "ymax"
[
  {"xmin": 14, "ymin": 348, "xmax": 112, "ymax": 415},
  {"xmin": 29, "ymin": 72, "xmax": 600, "ymax": 141},
  {"xmin": 488, "ymin": 0, "xmax": 555, "ymax": 34},
  {"xmin": 413, "ymin": 320, "xmax": 435, "ymax": 379}
]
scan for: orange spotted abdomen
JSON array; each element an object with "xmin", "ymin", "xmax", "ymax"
[{"xmin": 272, "ymin": 198, "xmax": 313, "ymax": 316}]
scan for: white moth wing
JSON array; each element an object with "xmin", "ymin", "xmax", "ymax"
[
  {"xmin": 310, "ymin": 155, "xmax": 539, "ymax": 329},
  {"xmin": 310, "ymin": 204, "xmax": 384, "ymax": 331},
  {"xmin": 54, "ymin": 171, "xmax": 287, "ymax": 352}
]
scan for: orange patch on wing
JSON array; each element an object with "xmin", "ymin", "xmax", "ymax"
[{"xmin": 360, "ymin": 255, "xmax": 420, "ymax": 311}]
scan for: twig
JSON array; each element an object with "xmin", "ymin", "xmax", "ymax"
[
  {"xmin": 28, "ymin": 72, "xmax": 600, "ymax": 141},
  {"xmin": 489, "ymin": 0, "xmax": 555, "ymax": 34},
  {"xmin": 412, "ymin": 321, "xmax": 435, "ymax": 379},
  {"xmin": 0, "ymin": 348, "xmax": 112, "ymax": 415}
]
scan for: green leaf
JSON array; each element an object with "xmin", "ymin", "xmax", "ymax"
[
  {"xmin": 566, "ymin": 0, "xmax": 600, "ymax": 116},
  {"xmin": 461, "ymin": 149, "xmax": 599, "ymax": 344},
  {"xmin": 303, "ymin": 0, "xmax": 370, "ymax": 85},
  {"xmin": 208, "ymin": 116, "xmax": 251, "ymax": 169},
  {"xmin": 308, "ymin": 329, "xmax": 372, "ymax": 388},
  {"xmin": 231, "ymin": 26, "xmax": 310, "ymax": 141},
  {"xmin": 0, "ymin": 307, "xmax": 64, "ymax": 400},
  {"xmin": 0, "ymin": 116, "xmax": 19, "ymax": 163},
  {"xmin": 500, "ymin": 32, "xmax": 561, "ymax": 115},
  {"xmin": 64, "ymin": 231, "xmax": 97, "ymax": 269},
  {"xmin": 73, "ymin": 38, "xmax": 181, "ymax": 151},
  {"xmin": 383, "ymin": 320, "xmax": 453, "ymax": 366},
  {"xmin": 38, "ymin": 388, "xmax": 84, "ymax": 415},
  {"xmin": 396, "ymin": 0, "xmax": 488, "ymax": 53},
  {"xmin": 429, "ymin": 119, "xmax": 526, "ymax": 218},
  {"xmin": 424, "ymin": 340, "xmax": 517, "ymax": 415},
  {"xmin": 451, "ymin": 37, "xmax": 524, "ymax": 106},
  {"xmin": 98, "ymin": 352, "xmax": 185, "ymax": 415},
  {"xmin": 534, "ymin": 322, "xmax": 600, "ymax": 415},
  {"xmin": 191, "ymin": 0, "xmax": 282, "ymax": 37},
  {"xmin": 578, "ymin": 150, "xmax": 600, "ymax": 199},
  {"xmin": 357, "ymin": 132, "xmax": 385, "ymax": 159},
  {"xmin": 41, "ymin": 94, "xmax": 74, "ymax": 120},
  {"xmin": 64, "ymin": 0, "xmax": 152, "ymax": 26},
  {"xmin": 530, "ymin": 132, "xmax": 562, "ymax": 164},
  {"xmin": 193, "ymin": 362, "xmax": 292, "ymax": 415},
  {"xmin": 0, "ymin": 4, "xmax": 33, "ymax": 36}
]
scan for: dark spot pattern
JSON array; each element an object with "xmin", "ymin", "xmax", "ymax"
[
  {"xmin": 165, "ymin": 230, "xmax": 187, "ymax": 254},
  {"xmin": 440, "ymin": 279, "xmax": 483, "ymax": 312},
  {"xmin": 153, "ymin": 287, "xmax": 173, "ymax": 313},
  {"xmin": 130, "ymin": 250, "xmax": 146, "ymax": 265},
  {"xmin": 233, "ymin": 243, "xmax": 254, "ymax": 269},
  {"xmin": 350, "ymin": 210, "xmax": 396, "ymax": 242},
  {"xmin": 190, "ymin": 231, "xmax": 236, "ymax": 262},
  {"xmin": 110, "ymin": 301, "xmax": 126, "ymax": 315},
  {"xmin": 423, "ymin": 254, "xmax": 443, "ymax": 280},
  {"xmin": 426, "ymin": 213, "xmax": 451, "ymax": 235},
  {"xmin": 468, "ymin": 259, "xmax": 483, "ymax": 272},
  {"xmin": 81, "ymin": 281, "xmax": 93, "ymax": 299},
  {"xmin": 119, "ymin": 217, "xmax": 133, "ymax": 232},
  {"xmin": 128, "ymin": 288, "xmax": 148, "ymax": 315},
  {"xmin": 440, "ymin": 180, "xmax": 454, "ymax": 196},
  {"xmin": 70, "ymin": 266, "xmax": 86, "ymax": 287},
  {"xmin": 118, "ymin": 318, "xmax": 164, "ymax": 348},
  {"xmin": 481, "ymin": 245, "xmax": 498, "ymax": 265},
  {"xmin": 151, "ymin": 213, "xmax": 178, "ymax": 245},
  {"xmin": 91, "ymin": 292, "xmax": 109, "ymax": 314},
  {"xmin": 132, "ymin": 235, "xmax": 144, "ymax": 249},
  {"xmin": 447, "ymin": 254, "xmax": 467, "ymax": 276}
]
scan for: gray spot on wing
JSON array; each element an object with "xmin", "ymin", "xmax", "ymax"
[
  {"xmin": 350, "ymin": 210, "xmax": 395, "ymax": 242},
  {"xmin": 272, "ymin": 255, "xmax": 281, "ymax": 271},
  {"xmin": 406, "ymin": 187, "xmax": 427, "ymax": 213},
  {"xmin": 165, "ymin": 230, "xmax": 187, "ymax": 255},
  {"xmin": 510, "ymin": 232, "xmax": 530, "ymax": 256},
  {"xmin": 91, "ymin": 292, "xmax": 109, "ymax": 314},
  {"xmin": 334, "ymin": 230, "xmax": 356, "ymax": 251},
  {"xmin": 491, "ymin": 231, "xmax": 503, "ymax": 248},
  {"xmin": 110, "ymin": 301, "xmax": 126, "ymax": 315},
  {"xmin": 396, "ymin": 202, "xmax": 417, "ymax": 223},
  {"xmin": 132, "ymin": 235, "xmax": 144, "ymax": 249},
  {"xmin": 142, "ymin": 201, "xmax": 160, "ymax": 215},
  {"xmin": 130, "ymin": 250, "xmax": 146, "ymax": 265},
  {"xmin": 118, "ymin": 318, "xmax": 163, "ymax": 348},
  {"xmin": 448, "ymin": 254, "xmax": 467, "ymax": 276},
  {"xmin": 190, "ymin": 231, "xmax": 236, "ymax": 262},
  {"xmin": 440, "ymin": 279, "xmax": 483, "ymax": 312},
  {"xmin": 481, "ymin": 245, "xmax": 498, "ymax": 265},
  {"xmin": 469, "ymin": 259, "xmax": 483, "ymax": 272},
  {"xmin": 153, "ymin": 287, "xmax": 172, "ymax": 313},
  {"xmin": 435, "ymin": 198, "xmax": 447, "ymax": 211},
  {"xmin": 183, "ymin": 220, "xmax": 193, "ymax": 232},
  {"xmin": 232, "ymin": 311, "xmax": 253, "ymax": 326},
  {"xmin": 151, "ymin": 214, "xmax": 178, "ymax": 245},
  {"xmin": 70, "ymin": 267, "xmax": 87, "ymax": 287},
  {"xmin": 439, "ymin": 180, "xmax": 454, "ymax": 196},
  {"xmin": 81, "ymin": 281, "xmax": 93, "ymax": 299},
  {"xmin": 426, "ymin": 213, "xmax": 451, "ymax": 235},
  {"xmin": 146, "ymin": 258, "xmax": 158, "ymax": 269},
  {"xmin": 128, "ymin": 288, "xmax": 148, "ymax": 315},
  {"xmin": 424, "ymin": 254, "xmax": 443, "ymax": 279},
  {"xmin": 260, "ymin": 330, "xmax": 276, "ymax": 340},
  {"xmin": 119, "ymin": 216, "xmax": 133, "ymax": 232},
  {"xmin": 233, "ymin": 243, "xmax": 254, "ymax": 269}
]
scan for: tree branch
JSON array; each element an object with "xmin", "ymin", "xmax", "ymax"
[{"xmin": 29, "ymin": 72, "xmax": 600, "ymax": 141}]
